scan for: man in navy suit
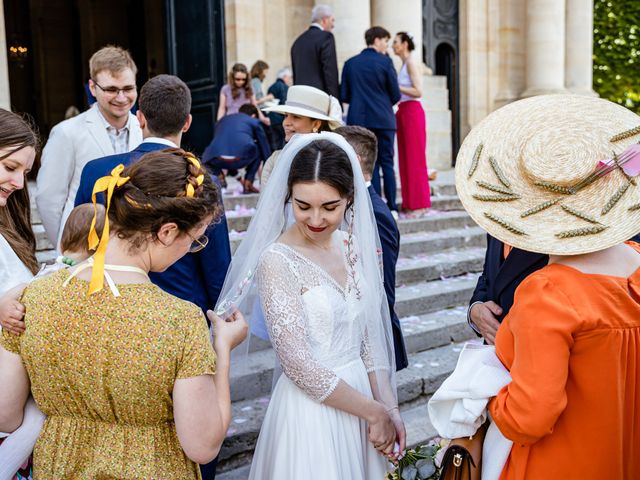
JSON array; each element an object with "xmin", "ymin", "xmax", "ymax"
[
  {"xmin": 201, "ymin": 104, "xmax": 271, "ymax": 193},
  {"xmin": 75, "ymin": 74, "xmax": 230, "ymax": 479},
  {"xmin": 291, "ymin": 4, "xmax": 340, "ymax": 98},
  {"xmin": 468, "ymin": 235, "xmax": 548, "ymax": 344},
  {"xmin": 341, "ymin": 26, "xmax": 401, "ymax": 214},
  {"xmin": 336, "ymin": 126, "xmax": 408, "ymax": 371}
]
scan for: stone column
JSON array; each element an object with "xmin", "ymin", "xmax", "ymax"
[
  {"xmin": 370, "ymin": 0, "xmax": 423, "ymax": 71},
  {"xmin": 521, "ymin": 0, "xmax": 566, "ymax": 97},
  {"xmin": 319, "ymin": 0, "xmax": 371, "ymax": 68},
  {"xmin": 565, "ymin": 0, "xmax": 595, "ymax": 94},
  {"xmin": 0, "ymin": 1, "xmax": 11, "ymax": 110}
]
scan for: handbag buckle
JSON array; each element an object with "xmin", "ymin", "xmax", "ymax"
[{"xmin": 453, "ymin": 453, "xmax": 463, "ymax": 467}]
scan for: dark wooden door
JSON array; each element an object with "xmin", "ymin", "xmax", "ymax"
[{"xmin": 165, "ymin": 0, "xmax": 226, "ymax": 155}]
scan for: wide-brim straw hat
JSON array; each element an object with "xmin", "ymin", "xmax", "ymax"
[
  {"xmin": 264, "ymin": 85, "xmax": 343, "ymax": 129},
  {"xmin": 455, "ymin": 94, "xmax": 640, "ymax": 256}
]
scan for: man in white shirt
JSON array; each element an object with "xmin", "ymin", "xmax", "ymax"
[{"xmin": 36, "ymin": 45, "xmax": 142, "ymax": 247}]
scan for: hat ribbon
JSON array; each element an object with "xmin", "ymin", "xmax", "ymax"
[
  {"xmin": 284, "ymin": 100, "xmax": 329, "ymax": 116},
  {"xmin": 87, "ymin": 164, "xmax": 130, "ymax": 295}
]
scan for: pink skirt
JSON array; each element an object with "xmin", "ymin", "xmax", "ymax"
[{"xmin": 396, "ymin": 100, "xmax": 431, "ymax": 210}]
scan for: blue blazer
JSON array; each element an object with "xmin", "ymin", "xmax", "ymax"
[
  {"xmin": 74, "ymin": 141, "xmax": 232, "ymax": 315},
  {"xmin": 341, "ymin": 48, "xmax": 401, "ymax": 130},
  {"xmin": 368, "ymin": 186, "xmax": 408, "ymax": 370},
  {"xmin": 470, "ymin": 234, "xmax": 548, "ymax": 323},
  {"xmin": 202, "ymin": 113, "xmax": 271, "ymax": 164}
]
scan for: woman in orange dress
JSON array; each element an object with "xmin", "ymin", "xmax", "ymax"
[{"xmin": 454, "ymin": 94, "xmax": 640, "ymax": 479}]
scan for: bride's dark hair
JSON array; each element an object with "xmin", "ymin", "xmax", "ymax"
[{"xmin": 286, "ymin": 139, "xmax": 355, "ymax": 210}]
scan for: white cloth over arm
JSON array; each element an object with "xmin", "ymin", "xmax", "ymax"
[
  {"xmin": 428, "ymin": 341, "xmax": 513, "ymax": 480},
  {"xmin": 256, "ymin": 247, "xmax": 340, "ymax": 402},
  {"xmin": 0, "ymin": 397, "xmax": 45, "ymax": 480}
]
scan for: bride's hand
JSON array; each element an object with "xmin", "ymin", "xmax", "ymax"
[
  {"xmin": 367, "ymin": 402, "xmax": 396, "ymax": 456},
  {"xmin": 387, "ymin": 407, "xmax": 406, "ymax": 462},
  {"xmin": 207, "ymin": 309, "xmax": 248, "ymax": 352}
]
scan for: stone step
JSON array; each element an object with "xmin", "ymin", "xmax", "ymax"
[
  {"xmin": 396, "ymin": 247, "xmax": 485, "ymax": 286},
  {"xmin": 394, "ymin": 273, "xmax": 479, "ymax": 319},
  {"xmin": 397, "ymin": 211, "xmax": 476, "ymax": 235},
  {"xmin": 422, "ymin": 75, "xmax": 447, "ymax": 89},
  {"xmin": 33, "ymin": 224, "xmax": 54, "ymax": 252},
  {"xmin": 218, "ymin": 340, "xmax": 467, "ymax": 473},
  {"xmin": 423, "ymin": 109, "xmax": 451, "ymax": 131},
  {"xmin": 36, "ymin": 249, "xmax": 57, "ymax": 265},
  {"xmin": 421, "ymin": 89, "xmax": 449, "ymax": 111},
  {"xmin": 229, "ymin": 305, "xmax": 474, "ymax": 402},
  {"xmin": 400, "ymin": 226, "xmax": 485, "ymax": 257}
]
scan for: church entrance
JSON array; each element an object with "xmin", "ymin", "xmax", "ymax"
[
  {"xmin": 3, "ymin": 0, "xmax": 225, "ymax": 166},
  {"xmin": 423, "ymin": 0, "xmax": 460, "ymax": 164}
]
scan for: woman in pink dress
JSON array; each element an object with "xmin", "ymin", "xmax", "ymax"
[{"xmin": 392, "ymin": 32, "xmax": 431, "ymax": 213}]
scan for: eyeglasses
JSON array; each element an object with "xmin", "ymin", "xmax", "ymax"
[
  {"xmin": 188, "ymin": 233, "xmax": 209, "ymax": 253},
  {"xmin": 93, "ymin": 80, "xmax": 137, "ymax": 96}
]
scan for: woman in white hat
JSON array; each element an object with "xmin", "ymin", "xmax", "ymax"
[
  {"xmin": 455, "ymin": 94, "xmax": 640, "ymax": 479},
  {"xmin": 261, "ymin": 85, "xmax": 343, "ymax": 186}
]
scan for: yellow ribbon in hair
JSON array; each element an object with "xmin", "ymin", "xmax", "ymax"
[
  {"xmin": 87, "ymin": 164, "xmax": 130, "ymax": 295},
  {"xmin": 184, "ymin": 154, "xmax": 205, "ymax": 197}
]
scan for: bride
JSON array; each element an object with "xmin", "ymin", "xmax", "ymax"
[{"xmin": 216, "ymin": 132, "xmax": 405, "ymax": 478}]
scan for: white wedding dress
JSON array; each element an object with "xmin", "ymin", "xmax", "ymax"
[{"xmin": 248, "ymin": 241, "xmax": 389, "ymax": 479}]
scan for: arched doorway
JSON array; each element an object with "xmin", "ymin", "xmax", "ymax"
[
  {"xmin": 434, "ymin": 42, "xmax": 459, "ymax": 162},
  {"xmin": 2, "ymin": 0, "xmax": 226, "ymax": 161},
  {"xmin": 422, "ymin": 0, "xmax": 460, "ymax": 165}
]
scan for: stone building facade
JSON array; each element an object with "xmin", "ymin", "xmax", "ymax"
[
  {"xmin": 225, "ymin": 0, "xmax": 595, "ymax": 170},
  {"xmin": 0, "ymin": 0, "xmax": 595, "ymax": 171}
]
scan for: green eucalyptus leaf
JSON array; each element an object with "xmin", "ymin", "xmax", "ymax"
[
  {"xmin": 401, "ymin": 464, "xmax": 418, "ymax": 480},
  {"xmin": 416, "ymin": 458, "xmax": 436, "ymax": 479}
]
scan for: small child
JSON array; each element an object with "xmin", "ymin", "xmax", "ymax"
[
  {"xmin": 51, "ymin": 202, "xmax": 106, "ymax": 271},
  {"xmin": 0, "ymin": 203, "xmax": 105, "ymax": 480}
]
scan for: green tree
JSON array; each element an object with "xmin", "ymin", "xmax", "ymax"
[{"xmin": 593, "ymin": 0, "xmax": 640, "ymax": 113}]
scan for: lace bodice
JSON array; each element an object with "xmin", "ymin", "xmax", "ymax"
[{"xmin": 257, "ymin": 242, "xmax": 374, "ymax": 402}]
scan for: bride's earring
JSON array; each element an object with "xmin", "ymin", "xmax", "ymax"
[{"xmin": 312, "ymin": 127, "xmax": 319, "ymax": 133}]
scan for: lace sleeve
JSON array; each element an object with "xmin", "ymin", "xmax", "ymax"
[
  {"xmin": 360, "ymin": 326, "xmax": 391, "ymax": 373},
  {"xmin": 257, "ymin": 248, "xmax": 340, "ymax": 402}
]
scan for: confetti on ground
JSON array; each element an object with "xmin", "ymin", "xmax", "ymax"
[
  {"xmin": 233, "ymin": 418, "xmax": 248, "ymax": 424},
  {"xmin": 430, "ymin": 361, "xmax": 440, "ymax": 367}
]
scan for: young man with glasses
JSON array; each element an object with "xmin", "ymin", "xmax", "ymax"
[
  {"xmin": 74, "ymin": 74, "xmax": 232, "ymax": 480},
  {"xmin": 36, "ymin": 46, "xmax": 143, "ymax": 248}
]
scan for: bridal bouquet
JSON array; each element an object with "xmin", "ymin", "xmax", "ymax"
[{"xmin": 385, "ymin": 439, "xmax": 445, "ymax": 480}]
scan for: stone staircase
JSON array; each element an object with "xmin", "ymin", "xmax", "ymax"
[{"xmin": 30, "ymin": 171, "xmax": 485, "ymax": 479}]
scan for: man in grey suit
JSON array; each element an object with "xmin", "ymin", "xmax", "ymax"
[
  {"xmin": 36, "ymin": 46, "xmax": 142, "ymax": 247},
  {"xmin": 290, "ymin": 4, "xmax": 340, "ymax": 99}
]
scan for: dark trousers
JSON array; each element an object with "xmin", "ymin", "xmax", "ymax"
[
  {"xmin": 200, "ymin": 457, "xmax": 218, "ymax": 479},
  {"xmin": 270, "ymin": 123, "xmax": 285, "ymax": 151},
  {"xmin": 208, "ymin": 152, "xmax": 262, "ymax": 182},
  {"xmin": 370, "ymin": 128, "xmax": 398, "ymax": 211}
]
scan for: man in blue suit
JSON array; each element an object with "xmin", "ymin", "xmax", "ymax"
[
  {"xmin": 468, "ymin": 236, "xmax": 548, "ymax": 344},
  {"xmin": 341, "ymin": 26, "xmax": 401, "ymax": 214},
  {"xmin": 201, "ymin": 103, "xmax": 271, "ymax": 193},
  {"xmin": 75, "ymin": 74, "xmax": 230, "ymax": 479},
  {"xmin": 336, "ymin": 126, "xmax": 408, "ymax": 370}
]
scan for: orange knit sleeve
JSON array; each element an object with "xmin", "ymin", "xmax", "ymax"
[{"xmin": 489, "ymin": 271, "xmax": 580, "ymax": 446}]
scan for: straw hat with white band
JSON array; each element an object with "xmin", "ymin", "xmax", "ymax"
[
  {"xmin": 264, "ymin": 85, "xmax": 343, "ymax": 130},
  {"xmin": 455, "ymin": 94, "xmax": 640, "ymax": 256}
]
